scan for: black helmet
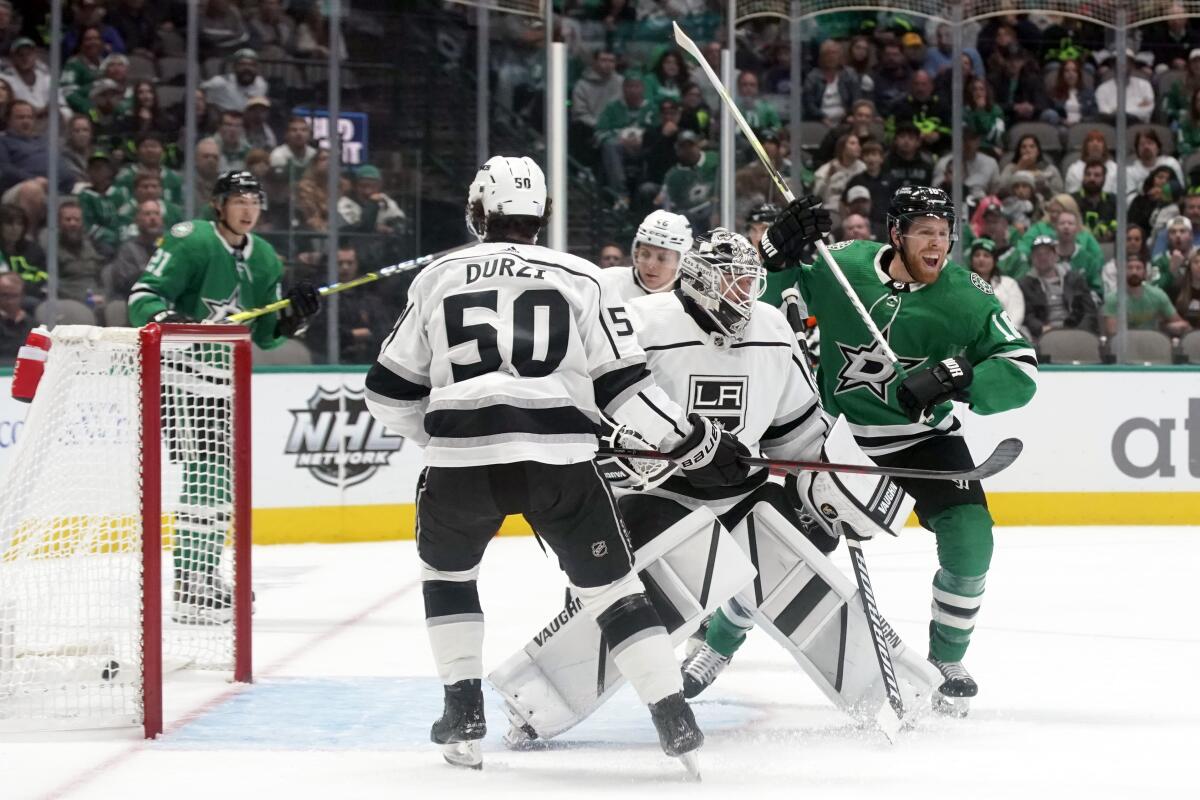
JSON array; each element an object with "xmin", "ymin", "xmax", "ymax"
[
  {"xmin": 747, "ymin": 202, "xmax": 781, "ymax": 226},
  {"xmin": 887, "ymin": 185, "xmax": 955, "ymax": 239},
  {"xmin": 213, "ymin": 170, "xmax": 265, "ymax": 206}
]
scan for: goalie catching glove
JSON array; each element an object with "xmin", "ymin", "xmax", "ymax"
[
  {"xmin": 274, "ymin": 281, "xmax": 321, "ymax": 338},
  {"xmin": 759, "ymin": 196, "xmax": 832, "ymax": 271},
  {"xmin": 897, "ymin": 356, "xmax": 972, "ymax": 423},
  {"xmin": 668, "ymin": 413, "xmax": 751, "ymax": 489}
]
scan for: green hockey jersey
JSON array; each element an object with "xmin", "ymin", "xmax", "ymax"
[
  {"xmin": 794, "ymin": 239, "xmax": 1038, "ymax": 455},
  {"xmin": 78, "ymin": 184, "xmax": 126, "ymax": 253},
  {"xmin": 128, "ymin": 220, "xmax": 286, "ymax": 350}
]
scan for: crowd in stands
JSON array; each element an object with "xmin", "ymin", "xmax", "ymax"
[
  {"xmin": 541, "ymin": 1, "xmax": 1200, "ymax": 361},
  {"xmin": 0, "ymin": 0, "xmax": 408, "ymax": 365},
  {"xmin": 4, "ymin": 2, "xmax": 1200, "ymax": 365}
]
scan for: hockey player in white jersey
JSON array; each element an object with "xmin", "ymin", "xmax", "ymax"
[
  {"xmin": 601, "ymin": 209, "xmax": 694, "ymax": 301},
  {"xmin": 489, "ymin": 228, "xmax": 939, "ymax": 747},
  {"xmin": 364, "ymin": 156, "xmax": 751, "ymax": 775}
]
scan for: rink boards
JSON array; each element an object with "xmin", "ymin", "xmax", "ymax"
[{"xmin": 0, "ymin": 366, "xmax": 1194, "ymax": 542}]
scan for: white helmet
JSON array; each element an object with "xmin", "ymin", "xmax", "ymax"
[
  {"xmin": 465, "ymin": 164, "xmax": 488, "ymax": 241},
  {"xmin": 678, "ymin": 228, "xmax": 766, "ymax": 341},
  {"xmin": 632, "ymin": 210, "xmax": 693, "ymax": 257},
  {"xmin": 482, "ymin": 156, "xmax": 547, "ymax": 218}
]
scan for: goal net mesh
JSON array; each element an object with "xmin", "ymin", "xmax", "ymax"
[{"xmin": 0, "ymin": 327, "xmax": 238, "ymax": 730}]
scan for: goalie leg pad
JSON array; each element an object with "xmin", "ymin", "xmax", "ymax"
[
  {"xmin": 487, "ymin": 505, "xmax": 756, "ymax": 740},
  {"xmin": 730, "ymin": 502, "xmax": 940, "ymax": 725}
]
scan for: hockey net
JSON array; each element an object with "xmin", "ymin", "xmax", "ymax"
[{"xmin": 0, "ymin": 324, "xmax": 252, "ymax": 737}]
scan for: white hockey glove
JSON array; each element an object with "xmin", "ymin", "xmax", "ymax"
[{"xmin": 595, "ymin": 418, "xmax": 678, "ymax": 491}]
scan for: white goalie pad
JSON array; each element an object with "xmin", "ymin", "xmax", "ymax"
[
  {"xmin": 488, "ymin": 506, "xmax": 755, "ymax": 740},
  {"xmin": 731, "ymin": 503, "xmax": 940, "ymax": 726},
  {"xmin": 794, "ymin": 416, "xmax": 916, "ymax": 538}
]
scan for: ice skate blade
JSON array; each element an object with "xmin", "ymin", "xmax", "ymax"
[
  {"xmin": 502, "ymin": 724, "xmax": 539, "ymax": 751},
  {"xmin": 441, "ymin": 740, "xmax": 483, "ymax": 769},
  {"xmin": 677, "ymin": 750, "xmax": 701, "ymax": 781},
  {"xmin": 932, "ymin": 693, "xmax": 970, "ymax": 718}
]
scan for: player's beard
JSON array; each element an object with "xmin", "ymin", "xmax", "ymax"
[{"xmin": 899, "ymin": 242, "xmax": 946, "ymax": 285}]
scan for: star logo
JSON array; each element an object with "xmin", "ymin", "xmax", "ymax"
[
  {"xmin": 202, "ymin": 285, "xmax": 244, "ymax": 322},
  {"xmin": 833, "ymin": 340, "xmax": 924, "ymax": 403}
]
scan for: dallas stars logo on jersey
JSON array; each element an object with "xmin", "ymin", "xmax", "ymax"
[
  {"xmin": 202, "ymin": 285, "xmax": 244, "ymax": 322},
  {"xmin": 832, "ymin": 339, "xmax": 924, "ymax": 403}
]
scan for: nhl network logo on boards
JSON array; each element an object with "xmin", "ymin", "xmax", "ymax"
[{"xmin": 285, "ymin": 386, "xmax": 403, "ymax": 488}]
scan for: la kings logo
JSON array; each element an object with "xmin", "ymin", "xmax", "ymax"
[
  {"xmin": 688, "ymin": 375, "xmax": 748, "ymax": 434},
  {"xmin": 286, "ymin": 386, "xmax": 403, "ymax": 488}
]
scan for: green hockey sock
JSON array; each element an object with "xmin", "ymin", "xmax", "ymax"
[{"xmin": 705, "ymin": 608, "xmax": 750, "ymax": 658}]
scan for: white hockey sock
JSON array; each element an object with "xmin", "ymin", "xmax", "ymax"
[{"xmin": 423, "ymin": 562, "xmax": 484, "ymax": 685}]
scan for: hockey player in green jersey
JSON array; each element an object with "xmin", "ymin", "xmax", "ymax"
[
  {"xmin": 688, "ymin": 187, "xmax": 1037, "ymax": 716},
  {"xmin": 129, "ymin": 170, "xmax": 321, "ymax": 623}
]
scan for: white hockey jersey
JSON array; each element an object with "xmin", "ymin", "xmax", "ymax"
[
  {"xmin": 364, "ymin": 241, "xmax": 694, "ymax": 467},
  {"xmin": 599, "ymin": 265, "xmax": 673, "ymax": 303},
  {"xmin": 624, "ymin": 291, "xmax": 831, "ymax": 504}
]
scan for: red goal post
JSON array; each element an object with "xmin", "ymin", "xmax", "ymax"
[{"xmin": 0, "ymin": 323, "xmax": 253, "ymax": 739}]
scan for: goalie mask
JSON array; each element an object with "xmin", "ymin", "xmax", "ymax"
[{"xmin": 678, "ymin": 228, "xmax": 766, "ymax": 341}]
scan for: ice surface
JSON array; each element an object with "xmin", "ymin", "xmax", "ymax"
[{"xmin": 2, "ymin": 527, "xmax": 1197, "ymax": 799}]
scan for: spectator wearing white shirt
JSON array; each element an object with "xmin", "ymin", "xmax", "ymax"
[
  {"xmin": 200, "ymin": 48, "xmax": 269, "ymax": 113},
  {"xmin": 1125, "ymin": 128, "xmax": 1185, "ymax": 202},
  {"xmin": 933, "ymin": 129, "xmax": 998, "ymax": 201},
  {"xmin": 1095, "ymin": 51, "xmax": 1156, "ymax": 123},
  {"xmin": 1064, "ymin": 129, "xmax": 1118, "ymax": 195},
  {"xmin": 269, "ymin": 116, "xmax": 317, "ymax": 178},
  {"xmin": 0, "ymin": 38, "xmax": 51, "ymax": 118}
]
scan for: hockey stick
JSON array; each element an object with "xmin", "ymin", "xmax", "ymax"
[
  {"xmin": 671, "ymin": 22, "xmax": 908, "ymax": 376},
  {"xmin": 596, "ymin": 438, "xmax": 1021, "ymax": 482},
  {"xmin": 227, "ymin": 245, "xmax": 466, "ymax": 323},
  {"xmin": 841, "ymin": 526, "xmax": 904, "ymax": 742}
]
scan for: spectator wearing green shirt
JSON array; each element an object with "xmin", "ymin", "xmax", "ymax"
[
  {"xmin": 1103, "ymin": 256, "xmax": 1191, "ymax": 335},
  {"xmin": 595, "ymin": 77, "xmax": 655, "ymax": 207},
  {"xmin": 115, "ymin": 172, "xmax": 182, "ymax": 241},
  {"xmin": 60, "ymin": 26, "xmax": 107, "ymax": 115},
  {"xmin": 655, "ymin": 131, "xmax": 718, "ymax": 233},
  {"xmin": 641, "ymin": 50, "xmax": 688, "ymax": 110},
  {"xmin": 735, "ymin": 71, "xmax": 781, "ymax": 134},
  {"xmin": 77, "ymin": 150, "xmax": 125, "ymax": 257},
  {"xmin": 116, "ymin": 132, "xmax": 184, "ymax": 207}
]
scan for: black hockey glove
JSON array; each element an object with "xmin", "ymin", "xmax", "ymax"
[
  {"xmin": 759, "ymin": 195, "xmax": 832, "ymax": 271},
  {"xmin": 152, "ymin": 309, "xmax": 194, "ymax": 324},
  {"xmin": 667, "ymin": 413, "xmax": 751, "ymax": 489},
  {"xmin": 275, "ymin": 282, "xmax": 322, "ymax": 338},
  {"xmin": 897, "ymin": 356, "xmax": 973, "ymax": 423}
]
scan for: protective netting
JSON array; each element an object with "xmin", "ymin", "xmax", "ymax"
[
  {"xmin": 0, "ymin": 327, "xmax": 238, "ymax": 730},
  {"xmin": 743, "ymin": 0, "xmax": 1200, "ymax": 26},
  {"xmin": 444, "ymin": 0, "xmax": 544, "ymax": 17}
]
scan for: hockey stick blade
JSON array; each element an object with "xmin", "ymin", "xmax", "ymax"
[
  {"xmin": 596, "ymin": 438, "xmax": 1022, "ymax": 482},
  {"xmin": 843, "ymin": 533, "xmax": 904, "ymax": 741}
]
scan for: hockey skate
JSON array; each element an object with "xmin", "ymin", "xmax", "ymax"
[
  {"xmin": 684, "ymin": 615, "xmax": 711, "ymax": 658},
  {"xmin": 431, "ymin": 679, "xmax": 487, "ymax": 769},
  {"xmin": 929, "ymin": 659, "xmax": 977, "ymax": 718},
  {"xmin": 172, "ymin": 571, "xmax": 234, "ymax": 625},
  {"xmin": 649, "ymin": 691, "xmax": 703, "ymax": 780},
  {"xmin": 680, "ymin": 641, "xmax": 731, "ymax": 699}
]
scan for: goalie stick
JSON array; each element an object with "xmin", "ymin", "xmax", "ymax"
[
  {"xmin": 843, "ymin": 527, "xmax": 905, "ymax": 741},
  {"xmin": 672, "ymin": 22, "xmax": 908, "ymax": 377},
  {"xmin": 227, "ymin": 245, "xmax": 467, "ymax": 323},
  {"xmin": 596, "ymin": 439, "xmax": 1021, "ymax": 482}
]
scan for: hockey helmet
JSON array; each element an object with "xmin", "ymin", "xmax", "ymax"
[
  {"xmin": 465, "ymin": 163, "xmax": 488, "ymax": 241},
  {"xmin": 746, "ymin": 202, "xmax": 781, "ymax": 226},
  {"xmin": 886, "ymin": 185, "xmax": 956, "ymax": 241},
  {"xmin": 632, "ymin": 210, "xmax": 694, "ymax": 257},
  {"xmin": 678, "ymin": 228, "xmax": 766, "ymax": 340},
  {"xmin": 481, "ymin": 156, "xmax": 547, "ymax": 219},
  {"xmin": 213, "ymin": 170, "xmax": 265, "ymax": 206}
]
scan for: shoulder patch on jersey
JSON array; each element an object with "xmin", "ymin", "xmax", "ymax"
[
  {"xmin": 170, "ymin": 221, "xmax": 194, "ymax": 238},
  {"xmin": 827, "ymin": 240, "xmax": 854, "ymax": 251},
  {"xmin": 970, "ymin": 271, "xmax": 994, "ymax": 295}
]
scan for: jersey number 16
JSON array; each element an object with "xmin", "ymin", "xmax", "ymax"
[{"xmin": 444, "ymin": 289, "xmax": 569, "ymax": 382}]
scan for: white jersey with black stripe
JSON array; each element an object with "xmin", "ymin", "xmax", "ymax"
[
  {"xmin": 623, "ymin": 291, "xmax": 832, "ymax": 506},
  {"xmin": 364, "ymin": 241, "xmax": 692, "ymax": 467}
]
